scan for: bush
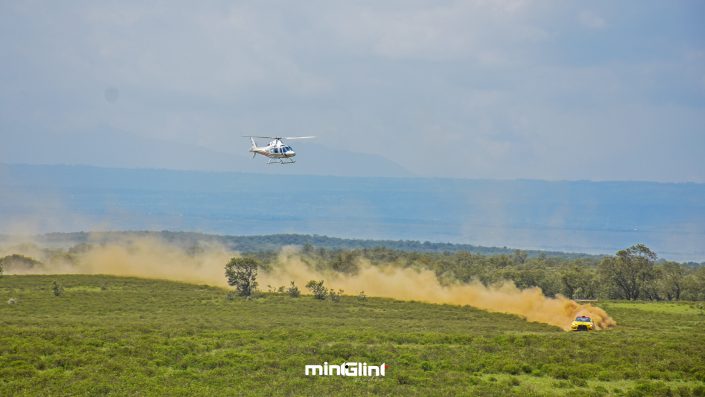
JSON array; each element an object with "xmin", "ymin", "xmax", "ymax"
[
  {"xmin": 329, "ymin": 289, "xmax": 344, "ymax": 303},
  {"xmin": 287, "ymin": 281, "xmax": 300, "ymax": 298},
  {"xmin": 52, "ymin": 281, "xmax": 64, "ymax": 297},
  {"xmin": 305, "ymin": 280, "xmax": 328, "ymax": 300}
]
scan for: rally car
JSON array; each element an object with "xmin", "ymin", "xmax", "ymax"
[{"xmin": 570, "ymin": 315, "xmax": 594, "ymax": 331}]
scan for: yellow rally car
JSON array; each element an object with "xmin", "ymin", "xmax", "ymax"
[{"xmin": 571, "ymin": 316, "xmax": 594, "ymax": 331}]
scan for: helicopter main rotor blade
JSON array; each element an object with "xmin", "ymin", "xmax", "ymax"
[
  {"xmin": 283, "ymin": 136, "xmax": 316, "ymax": 140},
  {"xmin": 242, "ymin": 135, "xmax": 279, "ymax": 139}
]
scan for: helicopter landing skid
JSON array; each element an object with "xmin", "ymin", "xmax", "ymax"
[{"xmin": 267, "ymin": 158, "xmax": 296, "ymax": 165}]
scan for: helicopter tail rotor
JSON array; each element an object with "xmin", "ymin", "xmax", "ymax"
[{"xmin": 248, "ymin": 137, "xmax": 258, "ymax": 158}]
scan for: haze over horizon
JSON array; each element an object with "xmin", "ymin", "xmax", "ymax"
[
  {"xmin": 2, "ymin": 2, "xmax": 704, "ymax": 261},
  {"xmin": 1, "ymin": 1, "xmax": 704, "ymax": 182}
]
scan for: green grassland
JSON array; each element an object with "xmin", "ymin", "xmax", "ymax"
[{"xmin": 1, "ymin": 275, "xmax": 704, "ymax": 396}]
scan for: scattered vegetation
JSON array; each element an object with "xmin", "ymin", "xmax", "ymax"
[{"xmin": 1, "ymin": 275, "xmax": 703, "ymax": 396}]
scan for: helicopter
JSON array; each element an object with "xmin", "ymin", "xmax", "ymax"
[{"xmin": 243, "ymin": 136, "xmax": 315, "ymax": 164}]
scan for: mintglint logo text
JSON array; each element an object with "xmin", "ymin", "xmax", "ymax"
[{"xmin": 304, "ymin": 362, "xmax": 387, "ymax": 377}]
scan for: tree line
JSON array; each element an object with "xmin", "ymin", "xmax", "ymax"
[
  {"xmin": 245, "ymin": 243, "xmax": 705, "ymax": 301},
  {"xmin": 2, "ymin": 241, "xmax": 704, "ymax": 301}
]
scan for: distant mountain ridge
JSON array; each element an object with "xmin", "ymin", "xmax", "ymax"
[
  {"xmin": 0, "ymin": 129, "xmax": 412, "ymax": 177},
  {"xmin": 16, "ymin": 231, "xmax": 597, "ymax": 259}
]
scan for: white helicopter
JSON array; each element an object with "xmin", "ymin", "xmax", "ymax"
[{"xmin": 243, "ymin": 136, "xmax": 315, "ymax": 164}]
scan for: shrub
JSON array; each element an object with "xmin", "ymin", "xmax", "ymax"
[
  {"xmin": 305, "ymin": 280, "xmax": 328, "ymax": 300},
  {"xmin": 287, "ymin": 281, "xmax": 300, "ymax": 298},
  {"xmin": 52, "ymin": 281, "xmax": 64, "ymax": 297},
  {"xmin": 329, "ymin": 289, "xmax": 344, "ymax": 303}
]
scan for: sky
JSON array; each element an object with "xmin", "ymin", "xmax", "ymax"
[{"xmin": 1, "ymin": 0, "xmax": 704, "ymax": 181}]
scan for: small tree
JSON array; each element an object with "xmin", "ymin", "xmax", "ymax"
[
  {"xmin": 52, "ymin": 281, "xmax": 64, "ymax": 297},
  {"xmin": 306, "ymin": 280, "xmax": 328, "ymax": 300},
  {"xmin": 225, "ymin": 257, "xmax": 259, "ymax": 297},
  {"xmin": 287, "ymin": 281, "xmax": 300, "ymax": 298}
]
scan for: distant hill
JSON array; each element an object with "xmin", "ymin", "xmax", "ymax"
[
  {"xmin": 24, "ymin": 231, "xmax": 596, "ymax": 259},
  {"xmin": 0, "ymin": 129, "xmax": 412, "ymax": 177},
  {"xmin": 1, "ymin": 163, "xmax": 704, "ymax": 261}
]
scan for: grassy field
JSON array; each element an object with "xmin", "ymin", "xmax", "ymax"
[{"xmin": 1, "ymin": 275, "xmax": 704, "ymax": 396}]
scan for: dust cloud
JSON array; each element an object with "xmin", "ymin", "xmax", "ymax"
[
  {"xmin": 2, "ymin": 237, "xmax": 615, "ymax": 330},
  {"xmin": 264, "ymin": 247, "xmax": 616, "ymax": 330},
  {"xmin": 1, "ymin": 235, "xmax": 232, "ymax": 287}
]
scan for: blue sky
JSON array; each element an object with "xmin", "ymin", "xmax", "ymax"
[{"xmin": 1, "ymin": 0, "xmax": 704, "ymax": 181}]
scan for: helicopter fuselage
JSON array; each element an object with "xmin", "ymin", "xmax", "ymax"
[
  {"xmin": 245, "ymin": 135, "xmax": 313, "ymax": 164},
  {"xmin": 250, "ymin": 140, "xmax": 296, "ymax": 159},
  {"xmin": 249, "ymin": 138, "xmax": 297, "ymax": 163}
]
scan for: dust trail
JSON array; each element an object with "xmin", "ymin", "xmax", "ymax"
[
  {"xmin": 2, "ymin": 238, "xmax": 615, "ymax": 330},
  {"xmin": 262, "ymin": 247, "xmax": 616, "ymax": 330},
  {"xmin": 1, "ymin": 235, "xmax": 233, "ymax": 287}
]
